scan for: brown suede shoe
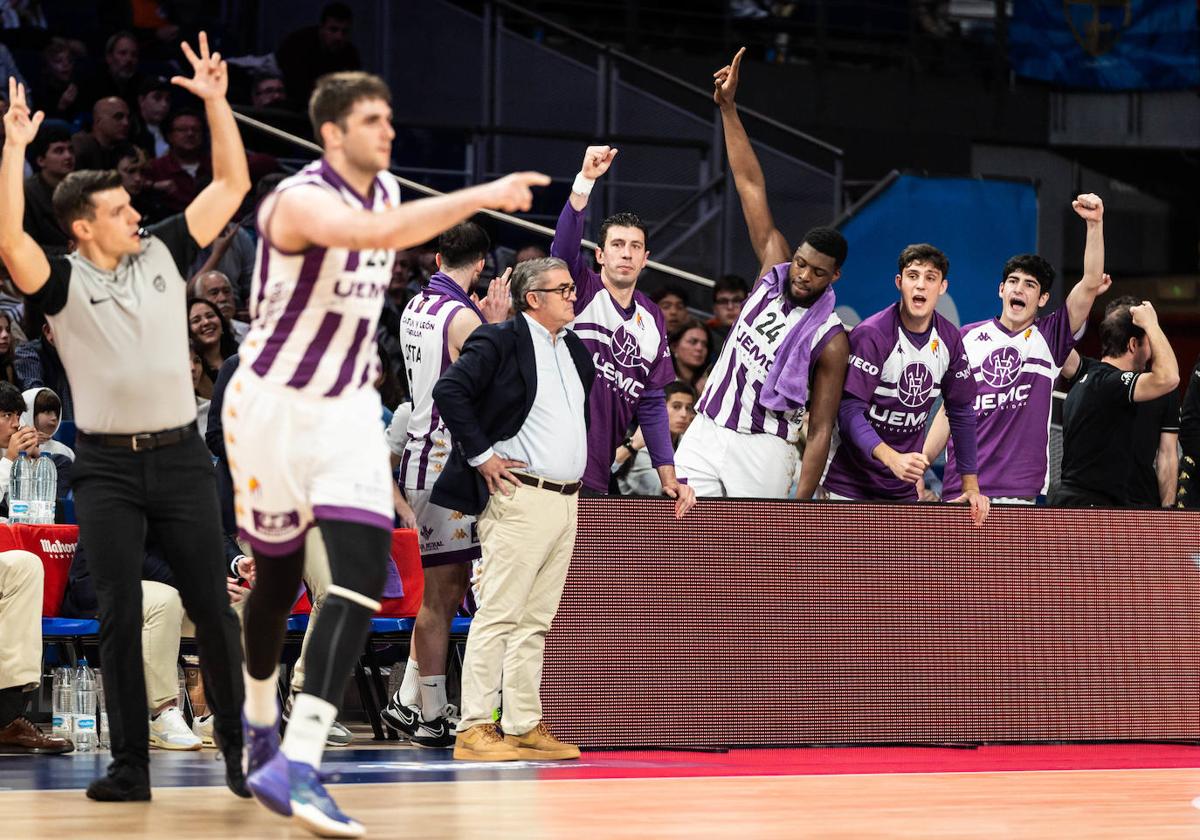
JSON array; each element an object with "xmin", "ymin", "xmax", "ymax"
[
  {"xmin": 503, "ymin": 722, "xmax": 580, "ymax": 760},
  {"xmin": 0, "ymin": 717, "xmax": 74, "ymax": 754},
  {"xmin": 453, "ymin": 723, "xmax": 520, "ymax": 761}
]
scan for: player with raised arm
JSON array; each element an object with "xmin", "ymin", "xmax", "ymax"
[
  {"xmin": 550, "ymin": 146, "xmax": 695, "ymax": 516},
  {"xmin": 921, "ymin": 195, "xmax": 1109, "ymax": 503},
  {"xmin": 222, "ymin": 71, "xmax": 548, "ymax": 838},
  {"xmin": 673, "ymin": 47, "xmax": 850, "ymax": 499},
  {"xmin": 823, "ymin": 244, "xmax": 990, "ymax": 524}
]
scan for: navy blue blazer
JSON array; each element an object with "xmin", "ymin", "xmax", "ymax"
[{"xmin": 431, "ymin": 313, "xmax": 595, "ymax": 515}]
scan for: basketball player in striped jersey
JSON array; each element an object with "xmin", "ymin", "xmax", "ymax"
[
  {"xmin": 382, "ymin": 222, "xmax": 510, "ymax": 748},
  {"xmin": 223, "ymin": 72, "xmax": 548, "ymax": 838},
  {"xmin": 673, "ymin": 48, "xmax": 850, "ymax": 498},
  {"xmin": 920, "ymin": 195, "xmax": 1109, "ymax": 503}
]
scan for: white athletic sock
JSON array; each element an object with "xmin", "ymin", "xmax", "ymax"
[
  {"xmin": 418, "ymin": 676, "xmax": 447, "ymax": 721},
  {"xmin": 281, "ymin": 693, "xmax": 336, "ymax": 768},
  {"xmin": 398, "ymin": 658, "xmax": 420, "ymax": 707},
  {"xmin": 243, "ymin": 667, "xmax": 279, "ymax": 727}
]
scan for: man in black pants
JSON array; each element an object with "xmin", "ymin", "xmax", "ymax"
[{"xmin": 0, "ymin": 36, "xmax": 252, "ymax": 801}]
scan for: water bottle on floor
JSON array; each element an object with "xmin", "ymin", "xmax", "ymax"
[
  {"xmin": 51, "ymin": 666, "xmax": 74, "ymax": 740},
  {"xmin": 96, "ymin": 670, "xmax": 109, "ymax": 750},
  {"xmin": 74, "ymin": 659, "xmax": 97, "ymax": 752},
  {"xmin": 33, "ymin": 453, "xmax": 57, "ymax": 523},
  {"xmin": 8, "ymin": 451, "xmax": 32, "ymax": 523}
]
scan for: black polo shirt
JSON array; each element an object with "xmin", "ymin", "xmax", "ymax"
[
  {"xmin": 1128, "ymin": 388, "xmax": 1180, "ymax": 508},
  {"xmin": 1057, "ymin": 358, "xmax": 1141, "ymax": 506}
]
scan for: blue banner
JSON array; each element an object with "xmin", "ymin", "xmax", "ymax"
[
  {"xmin": 1010, "ymin": 0, "xmax": 1200, "ymax": 90},
  {"xmin": 835, "ymin": 175, "xmax": 1038, "ymax": 330}
]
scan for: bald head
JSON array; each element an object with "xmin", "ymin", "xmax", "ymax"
[{"xmin": 91, "ymin": 97, "xmax": 130, "ymax": 146}]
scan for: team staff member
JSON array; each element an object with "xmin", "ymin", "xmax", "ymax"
[
  {"xmin": 1177, "ymin": 353, "xmax": 1200, "ymax": 508},
  {"xmin": 432, "ymin": 257, "xmax": 594, "ymax": 762},
  {"xmin": 0, "ymin": 35, "xmax": 251, "ymax": 802}
]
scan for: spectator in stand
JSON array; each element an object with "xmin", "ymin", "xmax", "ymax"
[
  {"xmin": 39, "ymin": 38, "xmax": 85, "ymax": 123},
  {"xmin": 1177, "ymin": 353, "xmax": 1200, "ymax": 508},
  {"xmin": 651, "ymin": 284, "xmax": 690, "ymax": 334},
  {"xmin": 187, "ymin": 297, "xmax": 237, "ymax": 396},
  {"xmin": 615, "ymin": 381, "xmax": 698, "ymax": 496},
  {"xmin": 275, "ymin": 2, "xmax": 362, "ymax": 107},
  {"xmin": 115, "ymin": 143, "xmax": 168, "ymax": 224},
  {"xmin": 13, "ymin": 309, "xmax": 72, "ymax": 421},
  {"xmin": 190, "ymin": 340, "xmax": 211, "ymax": 436},
  {"xmin": 71, "ymin": 96, "xmax": 130, "ymax": 171},
  {"xmin": 79, "ymin": 31, "xmax": 144, "ymax": 114},
  {"xmin": 706, "ymin": 274, "xmax": 748, "ymax": 358},
  {"xmin": 23, "ymin": 120, "xmax": 74, "ymax": 254},
  {"xmin": 144, "ymin": 108, "xmax": 209, "ymax": 214},
  {"xmin": 1051, "ymin": 298, "xmax": 1180, "ymax": 507},
  {"xmin": 20, "ymin": 386, "xmax": 72, "ymax": 501},
  {"xmin": 188, "ymin": 269, "xmax": 248, "ymax": 341},
  {"xmin": 669, "ymin": 317, "xmax": 711, "ymax": 391},
  {"xmin": 0, "ymin": 311, "xmax": 18, "ymax": 386},
  {"xmin": 132, "ymin": 76, "xmax": 171, "ymax": 158},
  {"xmin": 189, "ymin": 220, "xmax": 255, "ymax": 306},
  {"xmin": 249, "ymin": 72, "xmax": 287, "ymax": 110}
]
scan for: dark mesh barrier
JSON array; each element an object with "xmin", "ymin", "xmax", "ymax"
[{"xmin": 541, "ymin": 498, "xmax": 1200, "ymax": 748}]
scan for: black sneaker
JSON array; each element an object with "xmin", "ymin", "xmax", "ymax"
[
  {"xmin": 380, "ymin": 692, "xmax": 420, "ymax": 738},
  {"xmin": 411, "ymin": 704, "xmax": 458, "ymax": 749},
  {"xmin": 86, "ymin": 762, "xmax": 151, "ymax": 802}
]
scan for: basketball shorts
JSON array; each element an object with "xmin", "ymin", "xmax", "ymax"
[
  {"xmin": 403, "ymin": 486, "xmax": 481, "ymax": 568},
  {"xmin": 675, "ymin": 413, "xmax": 798, "ymax": 499}
]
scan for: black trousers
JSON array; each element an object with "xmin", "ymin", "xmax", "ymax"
[{"xmin": 72, "ymin": 430, "xmax": 244, "ymax": 772}]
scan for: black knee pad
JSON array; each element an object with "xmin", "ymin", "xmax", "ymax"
[{"xmin": 316, "ymin": 519, "xmax": 391, "ymax": 601}]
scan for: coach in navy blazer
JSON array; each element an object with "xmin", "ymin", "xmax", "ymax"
[{"xmin": 431, "ymin": 269, "xmax": 595, "ymax": 517}]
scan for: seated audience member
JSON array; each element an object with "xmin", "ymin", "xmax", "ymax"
[
  {"xmin": 78, "ymin": 31, "xmax": 144, "ymax": 115},
  {"xmin": 187, "ymin": 298, "xmax": 237, "ymax": 396},
  {"xmin": 71, "ymin": 96, "xmax": 131, "ymax": 171},
  {"xmin": 13, "ymin": 311, "xmax": 72, "ymax": 422},
  {"xmin": 0, "ymin": 310, "xmax": 19, "ymax": 386},
  {"xmin": 115, "ymin": 143, "xmax": 169, "ymax": 224},
  {"xmin": 189, "ymin": 221, "xmax": 256, "ymax": 309},
  {"xmin": 651, "ymin": 284, "xmax": 690, "ymax": 334},
  {"xmin": 670, "ymin": 317, "xmax": 711, "ymax": 391},
  {"xmin": 1051, "ymin": 297, "xmax": 1179, "ymax": 507},
  {"xmin": 275, "ymin": 2, "xmax": 362, "ymax": 106},
  {"xmin": 190, "ymin": 341, "xmax": 212, "ymax": 437},
  {"xmin": 249, "ymin": 72, "xmax": 288, "ymax": 110},
  {"xmin": 144, "ymin": 109, "xmax": 211, "ymax": 214},
  {"xmin": 1177, "ymin": 353, "xmax": 1200, "ymax": 508},
  {"xmin": 23, "ymin": 120, "xmax": 74, "ymax": 254},
  {"xmin": 132, "ymin": 76, "xmax": 172, "ymax": 158},
  {"xmin": 39, "ymin": 37, "xmax": 85, "ymax": 123},
  {"xmin": 615, "ymin": 382, "xmax": 698, "ymax": 496},
  {"xmin": 706, "ymin": 274, "xmax": 748, "ymax": 358},
  {"xmin": 20, "ymin": 386, "xmax": 72, "ymax": 500},
  {"xmin": 189, "ymin": 270, "xmax": 248, "ymax": 341}
]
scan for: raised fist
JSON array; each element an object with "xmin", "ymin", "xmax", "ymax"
[
  {"xmin": 1071, "ymin": 193, "xmax": 1103, "ymax": 223},
  {"xmin": 580, "ymin": 145, "xmax": 617, "ymax": 180}
]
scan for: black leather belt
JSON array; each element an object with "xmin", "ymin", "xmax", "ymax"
[
  {"xmin": 514, "ymin": 472, "xmax": 581, "ymax": 495},
  {"xmin": 78, "ymin": 422, "xmax": 197, "ymax": 452}
]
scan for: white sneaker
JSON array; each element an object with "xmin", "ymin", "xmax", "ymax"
[
  {"xmin": 192, "ymin": 713, "xmax": 215, "ymax": 748},
  {"xmin": 149, "ymin": 707, "xmax": 202, "ymax": 751}
]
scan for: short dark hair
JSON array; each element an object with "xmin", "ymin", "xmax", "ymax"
[
  {"xmin": 1002, "ymin": 254, "xmax": 1055, "ymax": 293},
  {"xmin": 897, "ymin": 243, "xmax": 949, "ymax": 278},
  {"xmin": 28, "ymin": 120, "xmax": 72, "ymax": 167},
  {"xmin": 320, "ymin": 2, "xmax": 353, "ymax": 23},
  {"xmin": 33, "ymin": 388, "xmax": 61, "ymax": 417},
  {"xmin": 1098, "ymin": 295, "xmax": 1144, "ymax": 358},
  {"xmin": 52, "ymin": 169, "xmax": 124, "ymax": 233},
  {"xmin": 105, "ymin": 31, "xmax": 137, "ymax": 55},
  {"xmin": 0, "ymin": 382, "xmax": 23, "ymax": 414},
  {"xmin": 599, "ymin": 212, "xmax": 647, "ymax": 248},
  {"xmin": 664, "ymin": 380, "xmax": 697, "ymax": 402},
  {"xmin": 309, "ymin": 71, "xmax": 391, "ymax": 144},
  {"xmin": 163, "ymin": 108, "xmax": 204, "ymax": 136},
  {"xmin": 651, "ymin": 284, "xmax": 689, "ymax": 307},
  {"xmin": 802, "ymin": 227, "xmax": 849, "ymax": 268},
  {"xmin": 114, "ymin": 142, "xmax": 146, "ymax": 166},
  {"xmin": 713, "ymin": 274, "xmax": 749, "ymax": 301},
  {"xmin": 437, "ymin": 222, "xmax": 491, "ymax": 270}
]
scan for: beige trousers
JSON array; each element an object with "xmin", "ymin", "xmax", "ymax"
[
  {"xmin": 290, "ymin": 528, "xmax": 333, "ymax": 695},
  {"xmin": 457, "ymin": 484, "xmax": 577, "ymax": 736},
  {"xmin": 0, "ymin": 550, "xmax": 43, "ymax": 691}
]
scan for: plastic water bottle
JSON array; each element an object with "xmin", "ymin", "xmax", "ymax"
[
  {"xmin": 177, "ymin": 665, "xmax": 187, "ymax": 714},
  {"xmin": 8, "ymin": 450, "xmax": 32, "ymax": 523},
  {"xmin": 73, "ymin": 659, "xmax": 98, "ymax": 752},
  {"xmin": 33, "ymin": 453, "xmax": 56, "ymax": 523},
  {"xmin": 96, "ymin": 670, "xmax": 109, "ymax": 750},
  {"xmin": 51, "ymin": 666, "xmax": 74, "ymax": 740}
]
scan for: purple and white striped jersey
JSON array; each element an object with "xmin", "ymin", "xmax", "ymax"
[
  {"xmin": 398, "ymin": 288, "xmax": 468, "ymax": 491},
  {"xmin": 696, "ymin": 266, "xmax": 843, "ymax": 443},
  {"xmin": 941, "ymin": 306, "xmax": 1079, "ymax": 498},
  {"xmin": 241, "ymin": 159, "xmax": 400, "ymax": 397}
]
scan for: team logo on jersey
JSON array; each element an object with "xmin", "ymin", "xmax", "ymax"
[
  {"xmin": 980, "ymin": 346, "xmax": 1022, "ymax": 389},
  {"xmin": 897, "ymin": 362, "xmax": 934, "ymax": 408},
  {"xmin": 931, "ymin": 339, "xmax": 939, "ymax": 353},
  {"xmin": 610, "ymin": 324, "xmax": 642, "ymax": 369},
  {"xmin": 153, "ymin": 275, "xmax": 166, "ymax": 292},
  {"xmin": 974, "ymin": 332, "xmax": 991, "ymax": 343},
  {"xmin": 251, "ymin": 509, "xmax": 301, "ymax": 538},
  {"xmin": 1024, "ymin": 328, "xmax": 1033, "ymax": 339}
]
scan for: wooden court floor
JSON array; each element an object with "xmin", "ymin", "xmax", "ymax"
[{"xmin": 5, "ymin": 767, "xmax": 1200, "ymax": 839}]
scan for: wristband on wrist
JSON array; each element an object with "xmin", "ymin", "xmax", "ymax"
[
  {"xmin": 572, "ymin": 172, "xmax": 595, "ymax": 197},
  {"xmin": 621, "ymin": 438, "xmax": 637, "ymax": 456}
]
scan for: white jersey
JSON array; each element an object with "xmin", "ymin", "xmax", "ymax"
[
  {"xmin": 241, "ymin": 159, "xmax": 400, "ymax": 398},
  {"xmin": 697, "ymin": 265, "xmax": 843, "ymax": 443},
  {"xmin": 399, "ymin": 281, "xmax": 474, "ymax": 491}
]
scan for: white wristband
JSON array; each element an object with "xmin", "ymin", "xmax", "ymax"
[{"xmin": 572, "ymin": 172, "xmax": 595, "ymax": 197}]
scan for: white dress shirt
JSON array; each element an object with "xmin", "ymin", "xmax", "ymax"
[{"xmin": 468, "ymin": 313, "xmax": 587, "ymax": 482}]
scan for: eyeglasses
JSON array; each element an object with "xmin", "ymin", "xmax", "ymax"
[
  {"xmin": 529, "ymin": 282, "xmax": 576, "ymax": 299},
  {"xmin": 714, "ymin": 296, "xmax": 744, "ymax": 306}
]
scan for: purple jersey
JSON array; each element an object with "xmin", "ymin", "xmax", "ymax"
[
  {"xmin": 824, "ymin": 303, "xmax": 975, "ymax": 500},
  {"xmin": 941, "ymin": 306, "xmax": 1079, "ymax": 498},
  {"xmin": 551, "ymin": 203, "xmax": 675, "ymax": 492}
]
